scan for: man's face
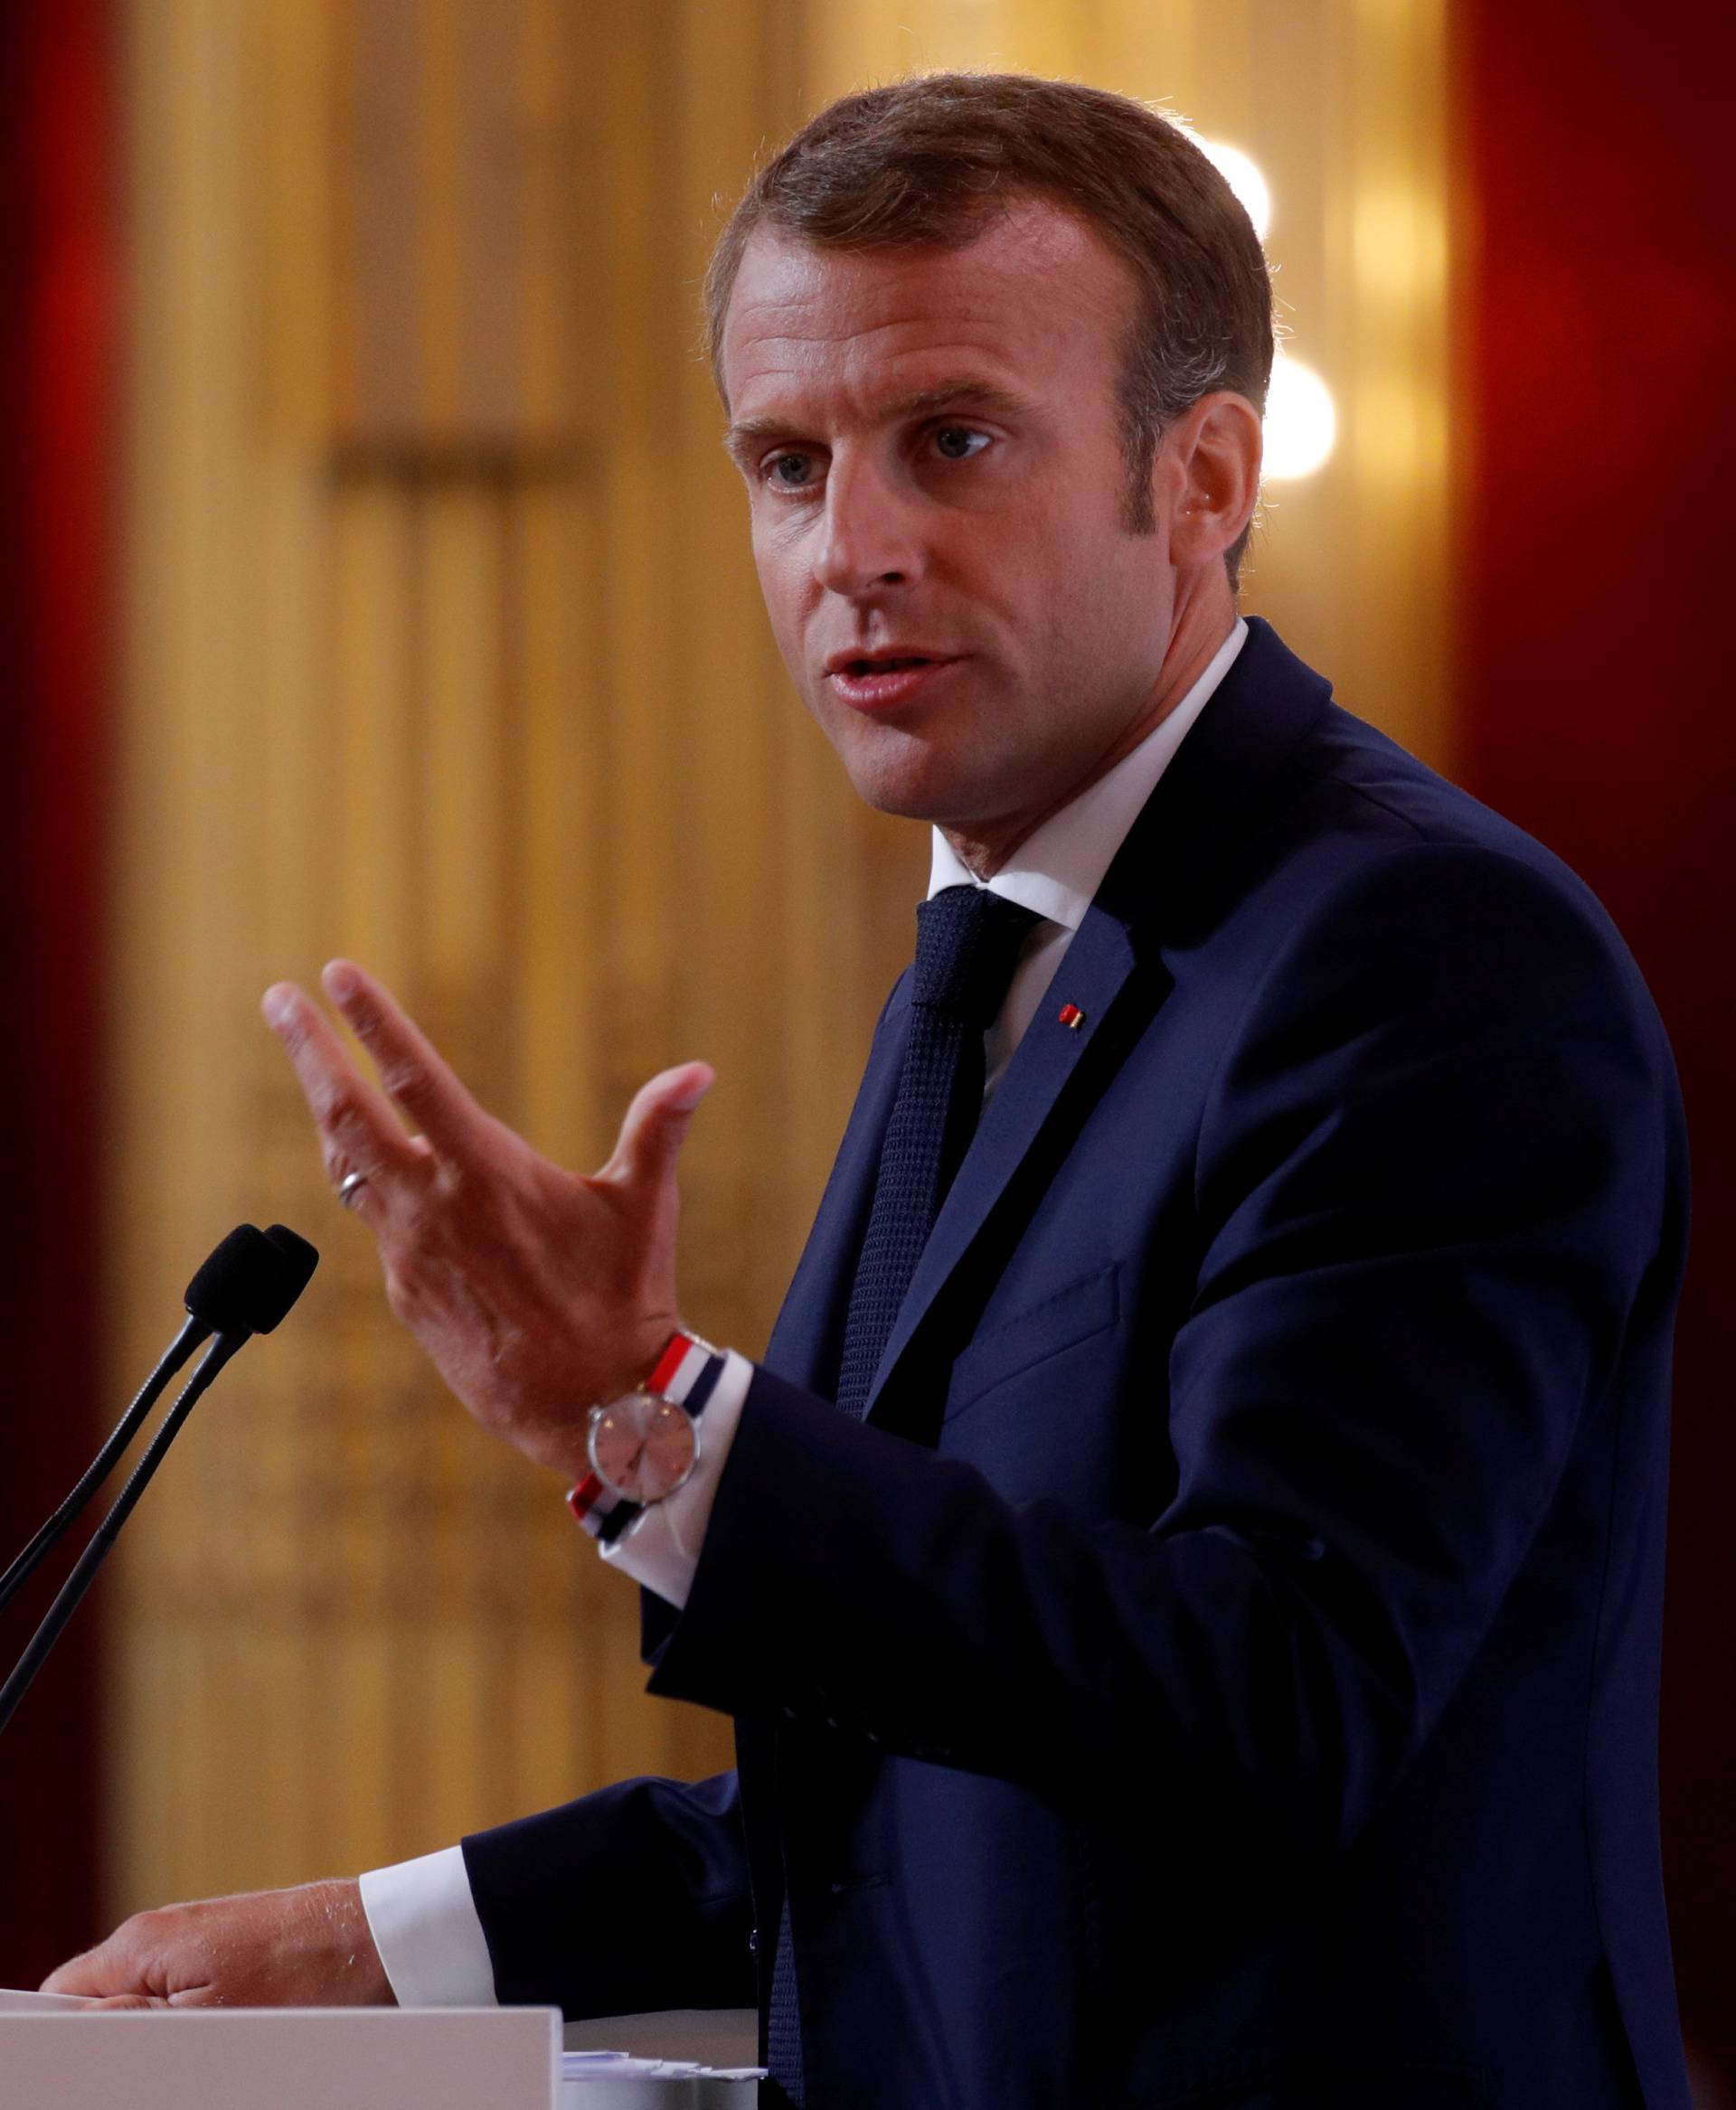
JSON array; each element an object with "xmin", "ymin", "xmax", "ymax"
[{"xmin": 720, "ymin": 201, "xmax": 1191, "ymax": 854}]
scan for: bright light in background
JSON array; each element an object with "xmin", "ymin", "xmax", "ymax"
[
  {"xmin": 1185, "ymin": 135, "xmax": 1334, "ymax": 480},
  {"xmin": 1197, "ymin": 138, "xmax": 1272, "ymax": 242},
  {"xmin": 1263, "ymin": 353, "xmax": 1337, "ymax": 480}
]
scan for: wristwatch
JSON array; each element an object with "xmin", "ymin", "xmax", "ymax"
[{"xmin": 566, "ymin": 1330, "xmax": 724, "ymax": 1546}]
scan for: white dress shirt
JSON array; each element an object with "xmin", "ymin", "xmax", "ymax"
[{"xmin": 360, "ymin": 616, "xmax": 1248, "ymax": 2007}]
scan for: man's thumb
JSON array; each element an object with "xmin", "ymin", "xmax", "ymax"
[{"xmin": 610, "ymin": 1062, "xmax": 714, "ymax": 1185}]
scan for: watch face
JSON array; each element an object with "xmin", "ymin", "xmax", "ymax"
[{"xmin": 588, "ymin": 1392, "xmax": 697, "ymax": 1504}]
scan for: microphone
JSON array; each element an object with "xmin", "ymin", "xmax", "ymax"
[
  {"xmin": 0, "ymin": 1224, "xmax": 318, "ymax": 1738},
  {"xmin": 0, "ymin": 1225, "xmax": 314, "ymax": 1619},
  {"xmin": 188, "ymin": 1221, "xmax": 318, "ymax": 1336}
]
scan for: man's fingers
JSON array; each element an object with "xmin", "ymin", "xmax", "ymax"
[
  {"xmin": 42, "ymin": 1936, "xmax": 139, "ymax": 1999},
  {"xmin": 41, "ymin": 1956, "xmax": 99, "ymax": 1996},
  {"xmin": 320, "ymin": 960, "xmax": 491, "ymax": 1160},
  {"xmin": 261, "ymin": 981, "xmax": 424, "ymax": 1204},
  {"xmin": 603, "ymin": 1062, "xmax": 714, "ymax": 1190}
]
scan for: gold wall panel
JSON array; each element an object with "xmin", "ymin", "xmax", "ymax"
[
  {"xmin": 108, "ymin": 0, "xmax": 1450, "ymax": 1920},
  {"xmin": 107, "ymin": 0, "xmax": 896, "ymax": 1918}
]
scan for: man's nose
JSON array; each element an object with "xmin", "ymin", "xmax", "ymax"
[{"xmin": 812, "ymin": 456, "xmax": 922, "ymax": 598}]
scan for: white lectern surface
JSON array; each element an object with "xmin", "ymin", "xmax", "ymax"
[{"xmin": 0, "ymin": 2003, "xmax": 560, "ymax": 2109}]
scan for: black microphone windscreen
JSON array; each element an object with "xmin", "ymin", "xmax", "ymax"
[
  {"xmin": 184, "ymin": 1226, "xmax": 276, "ymax": 1333},
  {"xmin": 256, "ymin": 1225, "xmax": 319, "ymax": 1332},
  {"xmin": 184, "ymin": 1223, "xmax": 319, "ymax": 1337}
]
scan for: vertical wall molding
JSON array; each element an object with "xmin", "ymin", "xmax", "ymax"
[{"xmin": 109, "ymin": 0, "xmax": 854, "ymax": 1915}]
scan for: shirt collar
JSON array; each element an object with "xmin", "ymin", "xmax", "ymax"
[{"xmin": 927, "ymin": 616, "xmax": 1249, "ymax": 929}]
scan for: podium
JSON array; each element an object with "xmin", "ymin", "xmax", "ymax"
[
  {"xmin": 0, "ymin": 2008, "xmax": 555, "ymax": 2108},
  {"xmin": 0, "ymin": 2004, "xmax": 762, "ymax": 2105}
]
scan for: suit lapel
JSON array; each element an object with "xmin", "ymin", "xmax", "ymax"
[{"xmin": 860, "ymin": 900, "xmax": 1142, "ymax": 1416}]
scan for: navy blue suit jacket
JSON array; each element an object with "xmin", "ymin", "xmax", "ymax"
[{"xmin": 463, "ymin": 619, "xmax": 1690, "ymax": 2108}]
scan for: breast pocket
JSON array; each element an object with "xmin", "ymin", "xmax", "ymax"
[{"xmin": 943, "ymin": 1263, "xmax": 1124, "ymax": 1431}]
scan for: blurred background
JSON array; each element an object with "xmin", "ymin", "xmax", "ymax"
[{"xmin": 1, "ymin": 0, "xmax": 1731, "ymax": 2090}]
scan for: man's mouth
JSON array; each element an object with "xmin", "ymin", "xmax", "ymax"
[
  {"xmin": 847, "ymin": 655, "xmax": 927, "ymax": 674},
  {"xmin": 825, "ymin": 655, "xmax": 959, "ymax": 712}
]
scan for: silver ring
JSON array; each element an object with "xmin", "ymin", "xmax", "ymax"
[{"xmin": 337, "ymin": 1170, "xmax": 371, "ymax": 1210}]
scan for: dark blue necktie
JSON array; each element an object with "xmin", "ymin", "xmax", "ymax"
[
  {"xmin": 835, "ymin": 883, "xmax": 1042, "ymax": 1418},
  {"xmin": 767, "ymin": 882, "xmax": 1040, "ymax": 2105}
]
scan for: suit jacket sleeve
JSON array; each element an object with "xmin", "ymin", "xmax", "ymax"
[
  {"xmin": 461, "ymin": 1768, "xmax": 754, "ymax": 2015},
  {"xmin": 642, "ymin": 840, "xmax": 1683, "ymax": 1856}
]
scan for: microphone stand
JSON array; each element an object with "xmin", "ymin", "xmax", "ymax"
[
  {"xmin": 0, "ymin": 1313, "xmax": 211, "ymax": 1619},
  {"xmin": 0, "ymin": 1333, "xmax": 244, "ymax": 1740}
]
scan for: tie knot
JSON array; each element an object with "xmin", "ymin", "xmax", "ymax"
[{"xmin": 910, "ymin": 884, "xmax": 1041, "ymax": 1026}]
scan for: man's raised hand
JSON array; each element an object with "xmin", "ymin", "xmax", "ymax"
[{"xmin": 262, "ymin": 960, "xmax": 712, "ymax": 1482}]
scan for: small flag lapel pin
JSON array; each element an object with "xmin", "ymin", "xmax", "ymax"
[{"xmin": 1058, "ymin": 1003, "xmax": 1085, "ymax": 1031}]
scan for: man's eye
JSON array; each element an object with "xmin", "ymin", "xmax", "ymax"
[
  {"xmin": 933, "ymin": 426, "xmax": 990, "ymax": 461},
  {"xmin": 768, "ymin": 453, "xmax": 818, "ymax": 488}
]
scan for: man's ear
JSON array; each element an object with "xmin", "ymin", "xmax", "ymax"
[{"xmin": 1165, "ymin": 391, "xmax": 1263, "ymax": 570}]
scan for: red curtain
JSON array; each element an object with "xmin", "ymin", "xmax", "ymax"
[
  {"xmin": 1456, "ymin": 3, "xmax": 1736, "ymax": 2082},
  {"xmin": 0, "ymin": 0, "xmax": 113, "ymax": 1987}
]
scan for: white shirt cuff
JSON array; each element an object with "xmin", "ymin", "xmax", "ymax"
[
  {"xmin": 599, "ymin": 1349, "xmax": 753, "ymax": 1609},
  {"xmin": 358, "ymin": 1845, "xmax": 496, "ymax": 2008}
]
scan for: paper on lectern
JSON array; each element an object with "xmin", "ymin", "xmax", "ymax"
[{"xmin": 561, "ymin": 2048, "xmax": 763, "ymax": 2103}]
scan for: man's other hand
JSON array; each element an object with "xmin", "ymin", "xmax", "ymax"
[
  {"xmin": 262, "ymin": 960, "xmax": 713, "ymax": 1482},
  {"xmin": 40, "ymin": 1879, "xmax": 394, "ymax": 2008}
]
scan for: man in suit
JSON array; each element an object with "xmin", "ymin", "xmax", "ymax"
[{"xmin": 48, "ymin": 75, "xmax": 1689, "ymax": 2109}]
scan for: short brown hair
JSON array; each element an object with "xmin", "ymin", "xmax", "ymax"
[{"xmin": 704, "ymin": 72, "xmax": 1274, "ymax": 589}]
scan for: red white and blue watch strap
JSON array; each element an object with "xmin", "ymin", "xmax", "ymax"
[{"xmin": 566, "ymin": 1331, "xmax": 723, "ymax": 1544}]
